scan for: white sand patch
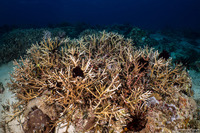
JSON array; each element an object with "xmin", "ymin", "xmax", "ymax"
[
  {"xmin": 0, "ymin": 61, "xmax": 15, "ymax": 114},
  {"xmin": 0, "ymin": 61, "xmax": 23, "ymax": 133},
  {"xmin": 189, "ymin": 70, "xmax": 200, "ymax": 100}
]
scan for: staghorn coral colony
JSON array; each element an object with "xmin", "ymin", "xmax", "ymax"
[{"xmin": 2, "ymin": 31, "xmax": 198, "ymax": 132}]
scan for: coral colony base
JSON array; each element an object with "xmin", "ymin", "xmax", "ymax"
[{"xmin": 1, "ymin": 31, "xmax": 198, "ymax": 132}]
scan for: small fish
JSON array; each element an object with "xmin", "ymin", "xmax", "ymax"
[{"xmin": 121, "ymin": 127, "xmax": 128, "ymax": 133}]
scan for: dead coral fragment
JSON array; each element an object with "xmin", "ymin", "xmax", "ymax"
[
  {"xmin": 24, "ymin": 95, "xmax": 57, "ymax": 121},
  {"xmin": 23, "ymin": 108, "xmax": 55, "ymax": 133}
]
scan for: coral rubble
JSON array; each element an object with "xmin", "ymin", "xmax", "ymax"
[{"xmin": 2, "ymin": 31, "xmax": 198, "ymax": 132}]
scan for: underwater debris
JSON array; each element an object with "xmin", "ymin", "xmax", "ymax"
[{"xmin": 4, "ymin": 31, "xmax": 198, "ymax": 132}]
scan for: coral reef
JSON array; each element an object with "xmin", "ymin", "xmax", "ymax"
[
  {"xmin": 0, "ymin": 28, "xmax": 66, "ymax": 65},
  {"xmin": 127, "ymin": 27, "xmax": 158, "ymax": 47},
  {"xmin": 1, "ymin": 24, "xmax": 199, "ymax": 72},
  {"xmin": 3, "ymin": 31, "xmax": 198, "ymax": 132},
  {"xmin": 150, "ymin": 30, "xmax": 200, "ymax": 71}
]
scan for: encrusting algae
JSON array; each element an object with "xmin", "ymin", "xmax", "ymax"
[{"xmin": 1, "ymin": 31, "xmax": 198, "ymax": 132}]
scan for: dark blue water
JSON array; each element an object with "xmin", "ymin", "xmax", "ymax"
[
  {"xmin": 0, "ymin": 0, "xmax": 200, "ymax": 30},
  {"xmin": 0, "ymin": 0, "xmax": 200, "ymax": 68}
]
